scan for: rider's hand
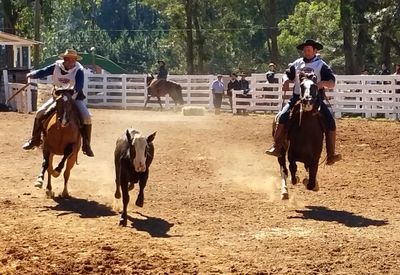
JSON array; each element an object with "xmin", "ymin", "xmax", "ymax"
[{"xmin": 26, "ymin": 73, "xmax": 32, "ymax": 79}]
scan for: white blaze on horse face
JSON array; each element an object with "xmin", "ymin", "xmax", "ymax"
[
  {"xmin": 132, "ymin": 134, "xmax": 148, "ymax": 172},
  {"xmin": 301, "ymin": 79, "xmax": 314, "ymax": 112}
]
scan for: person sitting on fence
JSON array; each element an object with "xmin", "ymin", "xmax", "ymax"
[
  {"xmin": 266, "ymin": 63, "xmax": 278, "ymax": 84},
  {"xmin": 226, "ymin": 72, "xmax": 241, "ymax": 111},
  {"xmin": 22, "ymin": 49, "xmax": 94, "ymax": 157},
  {"xmin": 211, "ymin": 74, "xmax": 225, "ymax": 115},
  {"xmin": 236, "ymin": 73, "xmax": 251, "ymax": 115},
  {"xmin": 265, "ymin": 39, "xmax": 342, "ymax": 165},
  {"xmin": 394, "ymin": 63, "xmax": 400, "ymax": 94}
]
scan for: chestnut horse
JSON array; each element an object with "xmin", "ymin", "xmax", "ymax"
[
  {"xmin": 276, "ymin": 69, "xmax": 325, "ymax": 200},
  {"xmin": 144, "ymin": 74, "xmax": 184, "ymax": 109},
  {"xmin": 35, "ymin": 89, "xmax": 81, "ymax": 198}
]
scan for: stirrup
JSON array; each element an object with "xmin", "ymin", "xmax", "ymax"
[
  {"xmin": 82, "ymin": 145, "xmax": 94, "ymax": 157},
  {"xmin": 265, "ymin": 146, "xmax": 282, "ymax": 157},
  {"xmin": 22, "ymin": 139, "xmax": 41, "ymax": 150}
]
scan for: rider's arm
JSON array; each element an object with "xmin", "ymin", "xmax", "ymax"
[
  {"xmin": 319, "ymin": 64, "xmax": 336, "ymax": 90},
  {"xmin": 285, "ymin": 65, "xmax": 296, "ymax": 81},
  {"xmin": 27, "ymin": 64, "xmax": 55, "ymax": 79},
  {"xmin": 74, "ymin": 69, "xmax": 86, "ymax": 100}
]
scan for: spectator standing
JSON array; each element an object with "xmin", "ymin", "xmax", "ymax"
[{"xmin": 211, "ymin": 74, "xmax": 224, "ymax": 114}]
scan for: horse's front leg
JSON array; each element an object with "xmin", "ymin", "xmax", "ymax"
[
  {"xmin": 278, "ymin": 154, "xmax": 289, "ymax": 200},
  {"xmin": 288, "ymin": 153, "xmax": 299, "ymax": 185},
  {"xmin": 61, "ymin": 149, "xmax": 78, "ymax": 198},
  {"xmin": 136, "ymin": 172, "xmax": 148, "ymax": 207},
  {"xmin": 46, "ymin": 154, "xmax": 55, "ymax": 199},
  {"xmin": 53, "ymin": 143, "xmax": 73, "ymax": 177},
  {"xmin": 35, "ymin": 151, "xmax": 49, "ymax": 188},
  {"xmin": 144, "ymin": 95, "xmax": 151, "ymax": 108},
  {"xmin": 157, "ymin": 97, "xmax": 163, "ymax": 110},
  {"xmin": 305, "ymin": 162, "xmax": 319, "ymax": 191}
]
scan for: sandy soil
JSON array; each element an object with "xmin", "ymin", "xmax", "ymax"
[{"xmin": 0, "ymin": 109, "xmax": 399, "ymax": 274}]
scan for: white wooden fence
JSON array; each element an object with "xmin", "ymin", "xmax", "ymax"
[{"xmin": 5, "ymin": 72, "xmax": 400, "ymax": 119}]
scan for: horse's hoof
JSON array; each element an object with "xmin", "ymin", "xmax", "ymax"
[
  {"xmin": 119, "ymin": 218, "xmax": 127, "ymax": 227},
  {"xmin": 311, "ymin": 181, "xmax": 319, "ymax": 192},
  {"xmin": 281, "ymin": 193, "xmax": 289, "ymax": 200},
  {"xmin": 46, "ymin": 189, "xmax": 55, "ymax": 199},
  {"xmin": 60, "ymin": 192, "xmax": 70, "ymax": 199},
  {"xmin": 135, "ymin": 198, "xmax": 144, "ymax": 207},
  {"xmin": 52, "ymin": 170, "xmax": 60, "ymax": 178},
  {"xmin": 303, "ymin": 178, "xmax": 309, "ymax": 186},
  {"xmin": 114, "ymin": 190, "xmax": 121, "ymax": 199},
  {"xmin": 128, "ymin": 182, "xmax": 135, "ymax": 191},
  {"xmin": 291, "ymin": 176, "xmax": 300, "ymax": 185},
  {"xmin": 34, "ymin": 179, "xmax": 43, "ymax": 189}
]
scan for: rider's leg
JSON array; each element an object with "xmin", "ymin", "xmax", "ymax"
[
  {"xmin": 265, "ymin": 94, "xmax": 299, "ymax": 156},
  {"xmin": 75, "ymin": 100, "xmax": 94, "ymax": 157},
  {"xmin": 22, "ymin": 97, "xmax": 55, "ymax": 150},
  {"xmin": 265, "ymin": 108, "xmax": 288, "ymax": 156},
  {"xmin": 319, "ymin": 102, "xmax": 342, "ymax": 165}
]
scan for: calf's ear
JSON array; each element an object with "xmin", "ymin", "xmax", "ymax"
[{"xmin": 147, "ymin": 131, "xmax": 157, "ymax": 143}]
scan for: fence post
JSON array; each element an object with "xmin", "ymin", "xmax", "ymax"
[{"xmin": 122, "ymin": 74, "xmax": 127, "ymax": 109}]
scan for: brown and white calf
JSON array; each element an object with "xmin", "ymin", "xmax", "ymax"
[{"xmin": 114, "ymin": 128, "xmax": 156, "ymax": 226}]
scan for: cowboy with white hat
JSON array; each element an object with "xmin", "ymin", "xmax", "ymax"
[
  {"xmin": 265, "ymin": 39, "xmax": 342, "ymax": 165},
  {"xmin": 23, "ymin": 48, "xmax": 94, "ymax": 157}
]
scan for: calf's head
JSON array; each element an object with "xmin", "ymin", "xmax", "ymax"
[{"xmin": 126, "ymin": 130, "xmax": 156, "ymax": 172}]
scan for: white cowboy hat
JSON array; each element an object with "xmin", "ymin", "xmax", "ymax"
[{"xmin": 58, "ymin": 49, "xmax": 82, "ymax": 60}]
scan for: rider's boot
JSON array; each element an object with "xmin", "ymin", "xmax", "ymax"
[
  {"xmin": 326, "ymin": 130, "xmax": 342, "ymax": 165},
  {"xmin": 265, "ymin": 123, "xmax": 286, "ymax": 157},
  {"xmin": 81, "ymin": 124, "xmax": 94, "ymax": 157},
  {"xmin": 22, "ymin": 118, "xmax": 42, "ymax": 150}
]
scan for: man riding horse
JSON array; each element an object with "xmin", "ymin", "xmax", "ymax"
[
  {"xmin": 22, "ymin": 49, "xmax": 94, "ymax": 157},
  {"xmin": 265, "ymin": 39, "xmax": 342, "ymax": 165}
]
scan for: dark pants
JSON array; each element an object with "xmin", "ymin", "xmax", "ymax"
[
  {"xmin": 213, "ymin": 93, "xmax": 223, "ymax": 108},
  {"xmin": 277, "ymin": 94, "xmax": 336, "ymax": 131}
]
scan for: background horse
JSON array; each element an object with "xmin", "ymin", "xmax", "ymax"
[
  {"xmin": 35, "ymin": 89, "xmax": 81, "ymax": 198},
  {"xmin": 144, "ymin": 74, "xmax": 184, "ymax": 109},
  {"xmin": 277, "ymin": 70, "xmax": 324, "ymax": 200}
]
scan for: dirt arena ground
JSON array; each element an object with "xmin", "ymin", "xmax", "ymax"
[{"xmin": 0, "ymin": 109, "xmax": 399, "ymax": 274}]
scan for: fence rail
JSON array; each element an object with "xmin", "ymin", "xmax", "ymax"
[{"xmin": 5, "ymin": 71, "xmax": 400, "ymax": 119}]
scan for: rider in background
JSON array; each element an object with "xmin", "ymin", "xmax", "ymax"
[
  {"xmin": 22, "ymin": 49, "xmax": 94, "ymax": 157},
  {"xmin": 265, "ymin": 39, "xmax": 342, "ymax": 165},
  {"xmin": 157, "ymin": 60, "xmax": 168, "ymax": 80}
]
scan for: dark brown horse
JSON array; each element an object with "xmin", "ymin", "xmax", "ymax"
[
  {"xmin": 144, "ymin": 74, "xmax": 184, "ymax": 109},
  {"xmin": 277, "ymin": 69, "xmax": 324, "ymax": 200},
  {"xmin": 35, "ymin": 89, "xmax": 81, "ymax": 198}
]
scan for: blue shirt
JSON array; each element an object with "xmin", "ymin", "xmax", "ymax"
[{"xmin": 211, "ymin": 79, "xmax": 224, "ymax": 94}]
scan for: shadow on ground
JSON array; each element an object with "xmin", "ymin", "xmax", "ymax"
[
  {"xmin": 42, "ymin": 196, "xmax": 117, "ymax": 218},
  {"xmin": 127, "ymin": 211, "xmax": 178, "ymax": 238},
  {"xmin": 289, "ymin": 205, "xmax": 388, "ymax": 227}
]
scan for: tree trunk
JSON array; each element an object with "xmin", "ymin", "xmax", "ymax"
[
  {"xmin": 380, "ymin": 16, "xmax": 392, "ymax": 70},
  {"xmin": 193, "ymin": 1, "xmax": 205, "ymax": 74},
  {"xmin": 340, "ymin": 0, "xmax": 356, "ymax": 74},
  {"xmin": 267, "ymin": 0, "xmax": 279, "ymax": 63},
  {"xmin": 33, "ymin": 0, "xmax": 41, "ymax": 68},
  {"xmin": 185, "ymin": 0, "xmax": 194, "ymax": 74}
]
